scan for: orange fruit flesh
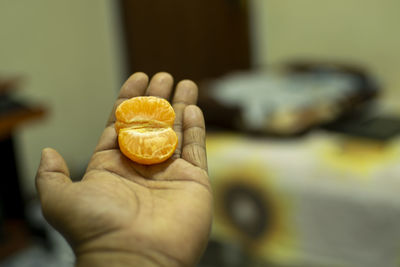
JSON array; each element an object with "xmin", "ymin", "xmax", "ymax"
[
  {"xmin": 115, "ymin": 96, "xmax": 177, "ymax": 165},
  {"xmin": 118, "ymin": 127, "xmax": 177, "ymax": 165},
  {"xmin": 115, "ymin": 96, "xmax": 175, "ymax": 126}
]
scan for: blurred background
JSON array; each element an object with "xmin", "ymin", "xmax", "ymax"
[{"xmin": 1, "ymin": 0, "xmax": 400, "ymax": 266}]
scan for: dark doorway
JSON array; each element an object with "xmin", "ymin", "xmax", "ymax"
[{"xmin": 119, "ymin": 0, "xmax": 251, "ymax": 83}]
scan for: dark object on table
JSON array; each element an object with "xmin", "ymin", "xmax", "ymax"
[{"xmin": 199, "ymin": 62, "xmax": 379, "ymax": 136}]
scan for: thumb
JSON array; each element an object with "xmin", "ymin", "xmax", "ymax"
[{"xmin": 36, "ymin": 148, "xmax": 72, "ymax": 202}]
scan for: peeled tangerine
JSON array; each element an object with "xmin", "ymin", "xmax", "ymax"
[{"xmin": 115, "ymin": 96, "xmax": 178, "ymax": 165}]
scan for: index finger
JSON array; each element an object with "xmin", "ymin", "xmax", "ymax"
[
  {"xmin": 106, "ymin": 72, "xmax": 149, "ymax": 126},
  {"xmin": 95, "ymin": 72, "xmax": 149, "ymax": 153}
]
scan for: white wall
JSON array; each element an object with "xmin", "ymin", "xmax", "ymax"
[
  {"xmin": 250, "ymin": 0, "xmax": 400, "ymax": 106},
  {"xmin": 0, "ymin": 0, "xmax": 126, "ymax": 195}
]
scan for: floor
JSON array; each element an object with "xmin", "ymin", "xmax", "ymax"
[{"xmin": 0, "ymin": 202, "xmax": 74, "ymax": 267}]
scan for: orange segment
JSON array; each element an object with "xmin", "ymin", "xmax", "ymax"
[
  {"xmin": 118, "ymin": 127, "xmax": 178, "ymax": 165},
  {"xmin": 116, "ymin": 96, "xmax": 175, "ymax": 126},
  {"xmin": 115, "ymin": 96, "xmax": 177, "ymax": 165}
]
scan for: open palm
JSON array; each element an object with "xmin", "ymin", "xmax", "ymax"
[{"xmin": 36, "ymin": 73, "xmax": 213, "ymax": 267}]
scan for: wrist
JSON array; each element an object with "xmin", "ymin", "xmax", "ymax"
[
  {"xmin": 71, "ymin": 227, "xmax": 197, "ymax": 267},
  {"xmin": 75, "ymin": 250, "xmax": 182, "ymax": 267}
]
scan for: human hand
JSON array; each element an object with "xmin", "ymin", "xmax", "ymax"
[{"xmin": 36, "ymin": 73, "xmax": 213, "ymax": 267}]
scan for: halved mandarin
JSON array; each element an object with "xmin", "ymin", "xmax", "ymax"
[{"xmin": 115, "ymin": 96, "xmax": 177, "ymax": 165}]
